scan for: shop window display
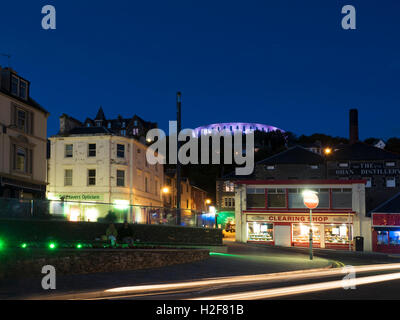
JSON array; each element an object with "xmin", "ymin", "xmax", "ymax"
[
  {"xmin": 377, "ymin": 231, "xmax": 389, "ymax": 245},
  {"xmin": 292, "ymin": 224, "xmax": 320, "ymax": 243},
  {"xmin": 389, "ymin": 231, "xmax": 400, "ymax": 245},
  {"xmin": 325, "ymin": 224, "xmax": 351, "ymax": 244},
  {"xmin": 247, "ymin": 222, "xmax": 273, "ymax": 242}
]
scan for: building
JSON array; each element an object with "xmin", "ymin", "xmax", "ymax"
[
  {"xmin": 163, "ymin": 170, "xmax": 208, "ymax": 212},
  {"xmin": 216, "ymin": 146, "xmax": 326, "ymax": 229},
  {"xmin": 326, "ymin": 110, "xmax": 400, "ymax": 214},
  {"xmin": 194, "ymin": 122, "xmax": 284, "ymax": 138},
  {"xmin": 0, "ymin": 66, "xmax": 49, "ymax": 199},
  {"xmin": 47, "ymin": 110, "xmax": 163, "ymax": 222},
  {"xmin": 235, "ymin": 180, "xmax": 372, "ymax": 251},
  {"xmin": 371, "ymin": 192, "xmax": 400, "ymax": 253},
  {"xmin": 83, "ymin": 107, "xmax": 157, "ymax": 141}
]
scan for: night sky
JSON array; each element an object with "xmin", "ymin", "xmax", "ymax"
[{"xmin": 1, "ymin": 0, "xmax": 399, "ymax": 139}]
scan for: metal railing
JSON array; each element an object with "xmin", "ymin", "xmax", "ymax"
[{"xmin": 0, "ymin": 197, "xmax": 216, "ymax": 228}]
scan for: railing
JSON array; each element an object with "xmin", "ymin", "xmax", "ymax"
[{"xmin": 0, "ymin": 198, "xmax": 216, "ymax": 228}]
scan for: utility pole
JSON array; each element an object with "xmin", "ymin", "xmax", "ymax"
[{"xmin": 176, "ymin": 92, "xmax": 182, "ymax": 226}]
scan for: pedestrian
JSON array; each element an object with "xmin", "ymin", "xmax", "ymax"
[
  {"xmin": 106, "ymin": 223, "xmax": 118, "ymax": 247},
  {"xmin": 118, "ymin": 221, "xmax": 135, "ymax": 246}
]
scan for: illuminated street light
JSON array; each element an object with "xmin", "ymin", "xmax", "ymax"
[
  {"xmin": 302, "ymin": 190, "xmax": 319, "ymax": 260},
  {"xmin": 205, "ymin": 199, "xmax": 212, "ymax": 205},
  {"xmin": 324, "ymin": 147, "xmax": 332, "ymax": 155},
  {"xmin": 162, "ymin": 187, "xmax": 170, "ymax": 194}
]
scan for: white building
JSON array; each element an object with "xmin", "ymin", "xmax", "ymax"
[
  {"xmin": 234, "ymin": 179, "xmax": 372, "ymax": 251},
  {"xmin": 47, "ymin": 113, "xmax": 163, "ymax": 223}
]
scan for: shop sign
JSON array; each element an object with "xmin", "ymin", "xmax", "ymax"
[
  {"xmin": 53, "ymin": 193, "xmax": 104, "ymax": 201},
  {"xmin": 331, "ymin": 162, "xmax": 400, "ymax": 176},
  {"xmin": 247, "ymin": 214, "xmax": 352, "ymax": 224},
  {"xmin": 373, "ymin": 213, "xmax": 400, "ymax": 226}
]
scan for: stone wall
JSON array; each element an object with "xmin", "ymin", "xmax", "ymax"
[
  {"xmin": 0, "ymin": 249, "xmax": 210, "ymax": 280},
  {"xmin": 0, "ymin": 219, "xmax": 223, "ymax": 246}
]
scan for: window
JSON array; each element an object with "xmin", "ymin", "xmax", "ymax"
[
  {"xmin": 15, "ymin": 147, "xmax": 27, "ymax": 172},
  {"xmin": 117, "ymin": 144, "xmax": 125, "ymax": 158},
  {"xmin": 155, "ymin": 180, "xmax": 158, "ymax": 195},
  {"xmin": 386, "ymin": 162, "xmax": 396, "ymax": 167},
  {"xmin": 108, "ymin": 123, "xmax": 111, "ymax": 129},
  {"xmin": 386, "ymin": 177, "xmax": 396, "ymax": 188},
  {"xmin": 65, "ymin": 144, "xmax": 73, "ymax": 158},
  {"xmin": 11, "ymin": 75, "xmax": 28, "ymax": 100},
  {"xmin": 377, "ymin": 231, "xmax": 389, "ymax": 245},
  {"xmin": 17, "ymin": 109, "xmax": 26, "ymax": 131},
  {"xmin": 64, "ymin": 169, "xmax": 73, "ymax": 186},
  {"xmin": 88, "ymin": 144, "xmax": 96, "ymax": 157},
  {"xmin": 224, "ymin": 181, "xmax": 235, "ymax": 192},
  {"xmin": 247, "ymin": 222, "xmax": 273, "ymax": 242},
  {"xmin": 332, "ymin": 189, "xmax": 352, "ymax": 208},
  {"xmin": 247, "ymin": 188, "xmax": 266, "ymax": 208},
  {"xmin": 325, "ymin": 224, "xmax": 351, "ymax": 244},
  {"xmin": 310, "ymin": 165, "xmax": 319, "ymax": 169},
  {"xmin": 121, "ymin": 130, "xmax": 126, "ymax": 136},
  {"xmin": 267, "ymin": 188, "xmax": 286, "ymax": 208},
  {"xmin": 19, "ymin": 80, "xmax": 27, "ymax": 99},
  {"xmin": 389, "ymin": 231, "xmax": 400, "ymax": 245},
  {"xmin": 145, "ymin": 177, "xmax": 148, "ymax": 192},
  {"xmin": 365, "ymin": 178, "xmax": 372, "ymax": 188},
  {"xmin": 117, "ymin": 170, "xmax": 125, "ymax": 187},
  {"xmin": 266, "ymin": 165, "xmax": 275, "ymax": 170},
  {"xmin": 88, "ymin": 169, "xmax": 96, "ymax": 186},
  {"xmin": 292, "ymin": 224, "xmax": 321, "ymax": 243},
  {"xmin": 338, "ymin": 162, "xmax": 349, "ymax": 168},
  {"xmin": 224, "ymin": 197, "xmax": 235, "ymax": 207},
  {"xmin": 11, "ymin": 75, "xmax": 18, "ymax": 95}
]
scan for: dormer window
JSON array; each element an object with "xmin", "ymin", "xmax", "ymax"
[
  {"xmin": 108, "ymin": 123, "xmax": 111, "ymax": 129},
  {"xmin": 11, "ymin": 75, "xmax": 28, "ymax": 100}
]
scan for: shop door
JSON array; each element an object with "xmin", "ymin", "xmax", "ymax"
[{"xmin": 275, "ymin": 225, "xmax": 291, "ymax": 247}]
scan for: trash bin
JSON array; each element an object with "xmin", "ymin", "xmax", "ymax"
[{"xmin": 355, "ymin": 236, "xmax": 364, "ymax": 252}]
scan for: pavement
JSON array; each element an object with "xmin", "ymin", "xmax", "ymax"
[{"xmin": 0, "ymin": 241, "xmax": 333, "ymax": 299}]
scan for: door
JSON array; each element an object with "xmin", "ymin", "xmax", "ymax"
[{"xmin": 274, "ymin": 225, "xmax": 292, "ymax": 247}]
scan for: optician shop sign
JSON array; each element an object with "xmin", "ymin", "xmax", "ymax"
[
  {"xmin": 247, "ymin": 215, "xmax": 352, "ymax": 224},
  {"xmin": 53, "ymin": 193, "xmax": 104, "ymax": 201}
]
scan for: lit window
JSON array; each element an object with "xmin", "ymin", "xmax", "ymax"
[
  {"xmin": 16, "ymin": 147, "xmax": 27, "ymax": 172},
  {"xmin": 365, "ymin": 178, "xmax": 372, "ymax": 188},
  {"xmin": 386, "ymin": 177, "xmax": 396, "ymax": 188},
  {"xmin": 64, "ymin": 169, "xmax": 73, "ymax": 186},
  {"xmin": 266, "ymin": 165, "xmax": 275, "ymax": 170},
  {"xmin": 310, "ymin": 165, "xmax": 319, "ymax": 169},
  {"xmin": 386, "ymin": 162, "xmax": 396, "ymax": 167},
  {"xmin": 338, "ymin": 163, "xmax": 349, "ymax": 168}
]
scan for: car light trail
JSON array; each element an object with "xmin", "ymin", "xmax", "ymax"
[
  {"xmin": 193, "ymin": 271, "xmax": 400, "ymax": 300},
  {"xmin": 104, "ymin": 263, "xmax": 400, "ymax": 295}
]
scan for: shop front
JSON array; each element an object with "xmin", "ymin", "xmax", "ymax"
[
  {"xmin": 246, "ymin": 213, "xmax": 354, "ymax": 250},
  {"xmin": 372, "ymin": 213, "xmax": 400, "ymax": 253}
]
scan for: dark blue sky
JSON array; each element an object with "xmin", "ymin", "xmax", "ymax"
[{"xmin": 1, "ymin": 0, "xmax": 399, "ymax": 139}]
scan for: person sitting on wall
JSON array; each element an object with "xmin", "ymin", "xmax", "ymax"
[
  {"xmin": 105, "ymin": 223, "xmax": 118, "ymax": 247},
  {"xmin": 118, "ymin": 221, "xmax": 135, "ymax": 246}
]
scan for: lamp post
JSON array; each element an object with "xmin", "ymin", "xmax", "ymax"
[{"xmin": 303, "ymin": 190, "xmax": 319, "ymax": 260}]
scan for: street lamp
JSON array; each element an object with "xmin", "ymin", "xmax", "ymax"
[
  {"xmin": 302, "ymin": 190, "xmax": 319, "ymax": 260},
  {"xmin": 162, "ymin": 187, "xmax": 170, "ymax": 194},
  {"xmin": 324, "ymin": 147, "xmax": 332, "ymax": 155}
]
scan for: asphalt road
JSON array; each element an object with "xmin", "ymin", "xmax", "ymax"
[{"xmin": 2, "ymin": 242, "xmax": 400, "ymax": 300}]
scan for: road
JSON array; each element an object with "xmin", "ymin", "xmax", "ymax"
[{"xmin": 2, "ymin": 241, "xmax": 400, "ymax": 300}]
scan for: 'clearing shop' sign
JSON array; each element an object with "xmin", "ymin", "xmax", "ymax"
[{"xmin": 247, "ymin": 214, "xmax": 352, "ymax": 224}]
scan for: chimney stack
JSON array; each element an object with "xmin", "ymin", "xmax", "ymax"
[{"xmin": 349, "ymin": 109, "xmax": 359, "ymax": 144}]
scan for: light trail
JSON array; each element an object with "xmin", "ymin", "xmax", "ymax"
[
  {"xmin": 193, "ymin": 271, "xmax": 400, "ymax": 300},
  {"xmin": 104, "ymin": 263, "xmax": 400, "ymax": 295}
]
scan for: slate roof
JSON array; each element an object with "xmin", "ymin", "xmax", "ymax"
[
  {"xmin": 258, "ymin": 146, "xmax": 325, "ymax": 165},
  {"xmin": 329, "ymin": 142, "xmax": 400, "ymax": 161},
  {"xmin": 371, "ymin": 192, "xmax": 400, "ymax": 214}
]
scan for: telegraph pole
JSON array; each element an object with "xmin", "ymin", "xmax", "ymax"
[{"xmin": 176, "ymin": 92, "xmax": 182, "ymax": 226}]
